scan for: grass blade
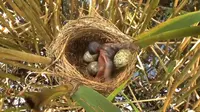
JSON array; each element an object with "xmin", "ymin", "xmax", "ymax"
[
  {"xmin": 107, "ymin": 77, "xmax": 131, "ymax": 101},
  {"xmin": 135, "ymin": 26, "xmax": 200, "ymax": 47},
  {"xmin": 72, "ymin": 85, "xmax": 121, "ymax": 112},
  {"xmin": 135, "ymin": 11, "xmax": 200, "ymax": 40}
]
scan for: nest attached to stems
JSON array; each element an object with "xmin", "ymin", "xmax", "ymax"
[{"xmin": 48, "ymin": 16, "xmax": 138, "ymax": 94}]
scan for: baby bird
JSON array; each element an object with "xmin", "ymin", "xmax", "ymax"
[
  {"xmin": 87, "ymin": 61, "xmax": 99, "ymax": 77},
  {"xmin": 88, "ymin": 41, "xmax": 137, "ymax": 81}
]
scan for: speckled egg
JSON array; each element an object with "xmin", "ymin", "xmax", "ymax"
[
  {"xmin": 87, "ymin": 61, "xmax": 99, "ymax": 76},
  {"xmin": 114, "ymin": 49, "xmax": 132, "ymax": 69},
  {"xmin": 83, "ymin": 51, "xmax": 98, "ymax": 63}
]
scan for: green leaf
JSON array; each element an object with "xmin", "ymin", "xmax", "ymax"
[
  {"xmin": 121, "ymin": 92, "xmax": 140, "ymax": 112},
  {"xmin": 0, "ymin": 71, "xmax": 21, "ymax": 81},
  {"xmin": 3, "ymin": 106, "xmax": 27, "ymax": 112},
  {"xmin": 167, "ymin": 60, "xmax": 177, "ymax": 73},
  {"xmin": 24, "ymin": 85, "xmax": 73, "ymax": 110},
  {"xmin": 136, "ymin": 11, "xmax": 200, "ymax": 40},
  {"xmin": 72, "ymin": 86, "xmax": 121, "ymax": 112},
  {"xmin": 135, "ymin": 26, "xmax": 200, "ymax": 47},
  {"xmin": 107, "ymin": 77, "xmax": 131, "ymax": 101}
]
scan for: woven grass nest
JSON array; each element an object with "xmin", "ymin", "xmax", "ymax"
[{"xmin": 48, "ymin": 16, "xmax": 138, "ymax": 93}]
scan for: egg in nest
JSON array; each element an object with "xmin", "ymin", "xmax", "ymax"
[
  {"xmin": 114, "ymin": 49, "xmax": 132, "ymax": 69},
  {"xmin": 87, "ymin": 61, "xmax": 99, "ymax": 76},
  {"xmin": 83, "ymin": 51, "xmax": 98, "ymax": 63}
]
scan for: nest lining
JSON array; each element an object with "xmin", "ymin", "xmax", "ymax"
[{"xmin": 48, "ymin": 16, "xmax": 138, "ymax": 93}]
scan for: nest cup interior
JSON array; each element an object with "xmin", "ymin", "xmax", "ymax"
[{"xmin": 65, "ymin": 29, "xmax": 120, "ymax": 80}]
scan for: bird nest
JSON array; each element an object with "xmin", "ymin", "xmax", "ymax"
[{"xmin": 48, "ymin": 16, "xmax": 138, "ymax": 93}]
